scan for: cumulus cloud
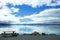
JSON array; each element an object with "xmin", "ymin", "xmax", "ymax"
[
  {"xmin": 0, "ymin": 0, "xmax": 60, "ymax": 8},
  {"xmin": 0, "ymin": 5, "xmax": 20, "ymax": 24},
  {"xmin": 0, "ymin": 0, "xmax": 60, "ymax": 35},
  {"xmin": 0, "ymin": 0, "xmax": 60, "ymax": 24},
  {"xmin": 21, "ymin": 8, "xmax": 60, "ymax": 24},
  {"xmin": 11, "ymin": 7, "xmax": 19, "ymax": 12}
]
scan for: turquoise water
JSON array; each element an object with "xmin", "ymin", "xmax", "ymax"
[{"xmin": 0, "ymin": 24, "xmax": 60, "ymax": 35}]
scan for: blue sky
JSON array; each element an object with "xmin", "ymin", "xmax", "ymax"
[
  {"xmin": 0, "ymin": 0, "xmax": 60, "ymax": 34},
  {"xmin": 6, "ymin": 4, "xmax": 60, "ymax": 17},
  {"xmin": 0, "ymin": 0, "xmax": 60, "ymax": 24}
]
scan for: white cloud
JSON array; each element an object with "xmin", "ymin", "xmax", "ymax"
[
  {"xmin": 0, "ymin": 5, "xmax": 20, "ymax": 24},
  {"xmin": 11, "ymin": 7, "xmax": 19, "ymax": 12},
  {"xmin": 0, "ymin": 0, "xmax": 60, "ymax": 35},
  {"xmin": 21, "ymin": 8, "xmax": 60, "ymax": 24},
  {"xmin": 0, "ymin": 5, "xmax": 59, "ymax": 24},
  {"xmin": 0, "ymin": 0, "xmax": 60, "ymax": 24},
  {"xmin": 0, "ymin": 0, "xmax": 60, "ymax": 8}
]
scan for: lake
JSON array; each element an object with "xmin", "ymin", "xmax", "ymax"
[{"xmin": 0, "ymin": 24, "xmax": 60, "ymax": 35}]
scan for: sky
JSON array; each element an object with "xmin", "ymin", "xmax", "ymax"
[
  {"xmin": 0, "ymin": 0, "xmax": 60, "ymax": 24},
  {"xmin": 0, "ymin": 0, "xmax": 60, "ymax": 34}
]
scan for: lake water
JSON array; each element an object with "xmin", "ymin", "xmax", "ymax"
[{"xmin": 0, "ymin": 24, "xmax": 60, "ymax": 35}]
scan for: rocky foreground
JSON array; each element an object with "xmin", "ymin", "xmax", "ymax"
[{"xmin": 0, "ymin": 33, "xmax": 60, "ymax": 40}]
